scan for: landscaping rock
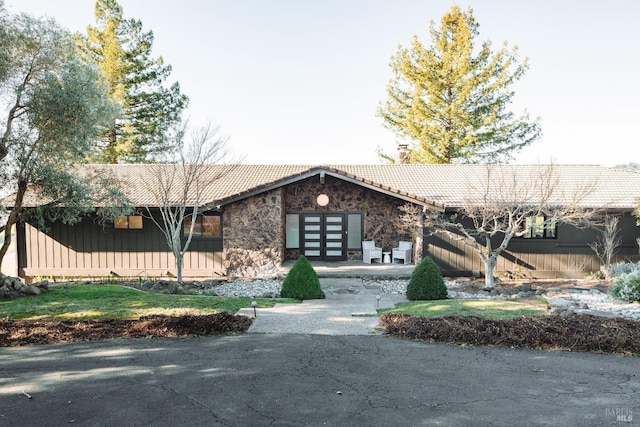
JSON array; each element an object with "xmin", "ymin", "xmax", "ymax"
[
  {"xmin": 0, "ymin": 274, "xmax": 49, "ymax": 299},
  {"xmin": 23, "ymin": 285, "xmax": 41, "ymax": 296},
  {"xmin": 546, "ymin": 296, "xmax": 577, "ymax": 309}
]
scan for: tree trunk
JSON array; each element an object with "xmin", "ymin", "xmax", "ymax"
[
  {"xmin": 414, "ymin": 214, "xmax": 425, "ymax": 263},
  {"xmin": 483, "ymin": 256, "xmax": 497, "ymax": 290},
  {"xmin": 0, "ymin": 180, "xmax": 27, "ymax": 270},
  {"xmin": 174, "ymin": 250, "xmax": 183, "ymax": 284},
  {"xmin": 484, "ymin": 253, "xmax": 499, "ymax": 291}
]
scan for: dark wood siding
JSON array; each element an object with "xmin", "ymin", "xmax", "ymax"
[
  {"xmin": 424, "ymin": 213, "xmax": 640, "ymax": 278},
  {"xmin": 425, "ymin": 212, "xmax": 640, "ymax": 279},
  {"xmin": 19, "ymin": 211, "xmax": 223, "ymax": 280}
]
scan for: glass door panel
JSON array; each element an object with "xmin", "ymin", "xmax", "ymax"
[
  {"xmin": 299, "ymin": 213, "xmax": 346, "ymax": 261},
  {"xmin": 323, "ymin": 213, "xmax": 344, "ymax": 261},
  {"xmin": 301, "ymin": 214, "xmax": 323, "ymax": 260}
]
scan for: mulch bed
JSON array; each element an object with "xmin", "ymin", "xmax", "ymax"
[
  {"xmin": 0, "ymin": 313, "xmax": 253, "ymax": 347},
  {"xmin": 381, "ymin": 313, "xmax": 640, "ymax": 355}
]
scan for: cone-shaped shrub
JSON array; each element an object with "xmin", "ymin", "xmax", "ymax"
[
  {"xmin": 280, "ymin": 255, "xmax": 325, "ymax": 300},
  {"xmin": 406, "ymin": 256, "xmax": 447, "ymax": 300}
]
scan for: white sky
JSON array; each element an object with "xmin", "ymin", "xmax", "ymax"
[{"xmin": 5, "ymin": 0, "xmax": 640, "ymax": 166}]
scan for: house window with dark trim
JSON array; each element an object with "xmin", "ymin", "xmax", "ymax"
[
  {"xmin": 114, "ymin": 215, "xmax": 143, "ymax": 229},
  {"xmin": 523, "ymin": 215, "xmax": 556, "ymax": 239},
  {"xmin": 184, "ymin": 214, "xmax": 221, "ymax": 238}
]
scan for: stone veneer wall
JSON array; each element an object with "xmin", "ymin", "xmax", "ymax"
[
  {"xmin": 285, "ymin": 175, "xmax": 416, "ymax": 260},
  {"xmin": 222, "ymin": 188, "xmax": 284, "ymax": 277}
]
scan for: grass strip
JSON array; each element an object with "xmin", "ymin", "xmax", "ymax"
[
  {"xmin": 0, "ymin": 285, "xmax": 293, "ymax": 320},
  {"xmin": 381, "ymin": 298, "xmax": 547, "ymax": 320}
]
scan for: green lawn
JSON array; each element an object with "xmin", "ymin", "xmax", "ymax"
[
  {"xmin": 0, "ymin": 285, "xmax": 294, "ymax": 320},
  {"xmin": 381, "ymin": 298, "xmax": 548, "ymax": 320},
  {"xmin": 1, "ymin": 285, "xmax": 548, "ymax": 322}
]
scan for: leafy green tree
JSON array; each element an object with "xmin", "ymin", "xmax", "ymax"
[
  {"xmin": 79, "ymin": 0, "xmax": 188, "ymax": 163},
  {"xmin": 0, "ymin": 0, "xmax": 11, "ymax": 91},
  {"xmin": 378, "ymin": 5, "xmax": 540, "ymax": 164},
  {"xmin": 0, "ymin": 8, "xmax": 130, "ymax": 270}
]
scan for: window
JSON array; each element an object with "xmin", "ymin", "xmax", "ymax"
[
  {"xmin": 286, "ymin": 214, "xmax": 300, "ymax": 248},
  {"xmin": 114, "ymin": 215, "xmax": 143, "ymax": 229},
  {"xmin": 184, "ymin": 214, "xmax": 221, "ymax": 237},
  {"xmin": 347, "ymin": 213, "xmax": 362, "ymax": 249},
  {"xmin": 523, "ymin": 215, "xmax": 556, "ymax": 239}
]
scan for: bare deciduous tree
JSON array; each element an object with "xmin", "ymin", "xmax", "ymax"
[
  {"xmin": 140, "ymin": 122, "xmax": 235, "ymax": 283},
  {"xmin": 421, "ymin": 164, "xmax": 599, "ymax": 289},
  {"xmin": 394, "ymin": 203, "xmax": 426, "ymax": 264},
  {"xmin": 589, "ymin": 214, "xmax": 622, "ymax": 280}
]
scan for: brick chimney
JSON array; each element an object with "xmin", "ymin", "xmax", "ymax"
[{"xmin": 397, "ymin": 144, "xmax": 411, "ymax": 164}]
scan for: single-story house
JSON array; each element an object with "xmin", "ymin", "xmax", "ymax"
[{"xmin": 9, "ymin": 162, "xmax": 640, "ymax": 281}]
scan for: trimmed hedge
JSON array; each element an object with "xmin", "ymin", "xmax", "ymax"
[
  {"xmin": 280, "ymin": 256, "xmax": 325, "ymax": 300},
  {"xmin": 406, "ymin": 256, "xmax": 447, "ymax": 300}
]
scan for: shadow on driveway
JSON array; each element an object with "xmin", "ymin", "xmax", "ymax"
[{"xmin": 0, "ymin": 335, "xmax": 637, "ymax": 426}]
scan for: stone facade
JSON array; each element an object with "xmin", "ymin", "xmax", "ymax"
[
  {"xmin": 222, "ymin": 189, "xmax": 284, "ymax": 277},
  {"xmin": 284, "ymin": 175, "xmax": 415, "ymax": 260},
  {"xmin": 221, "ymin": 175, "xmax": 419, "ymax": 274}
]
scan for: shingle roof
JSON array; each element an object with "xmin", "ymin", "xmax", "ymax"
[{"xmin": 17, "ymin": 164, "xmax": 640, "ymax": 210}]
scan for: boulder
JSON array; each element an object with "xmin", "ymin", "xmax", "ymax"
[
  {"xmin": 23, "ymin": 285, "xmax": 41, "ymax": 296},
  {"xmin": 0, "ymin": 276, "xmax": 49, "ymax": 298},
  {"xmin": 546, "ymin": 296, "xmax": 577, "ymax": 310}
]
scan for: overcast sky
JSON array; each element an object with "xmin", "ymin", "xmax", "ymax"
[{"xmin": 5, "ymin": 0, "xmax": 639, "ymax": 166}]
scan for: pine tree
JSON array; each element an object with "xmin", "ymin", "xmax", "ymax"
[
  {"xmin": 79, "ymin": 0, "xmax": 188, "ymax": 163},
  {"xmin": 378, "ymin": 5, "xmax": 540, "ymax": 164}
]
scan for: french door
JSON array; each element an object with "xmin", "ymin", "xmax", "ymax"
[{"xmin": 300, "ymin": 213, "xmax": 346, "ymax": 261}]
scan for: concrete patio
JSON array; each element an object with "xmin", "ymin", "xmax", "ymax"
[{"xmin": 276, "ymin": 260, "xmax": 415, "ymax": 278}]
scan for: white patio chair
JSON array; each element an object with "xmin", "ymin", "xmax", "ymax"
[
  {"xmin": 362, "ymin": 240, "xmax": 383, "ymax": 264},
  {"xmin": 392, "ymin": 241, "xmax": 412, "ymax": 264}
]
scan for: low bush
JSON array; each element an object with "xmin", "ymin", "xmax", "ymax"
[
  {"xmin": 406, "ymin": 256, "xmax": 447, "ymax": 300},
  {"xmin": 609, "ymin": 272, "xmax": 640, "ymax": 302},
  {"xmin": 280, "ymin": 256, "xmax": 325, "ymax": 300},
  {"xmin": 608, "ymin": 262, "xmax": 640, "ymax": 279}
]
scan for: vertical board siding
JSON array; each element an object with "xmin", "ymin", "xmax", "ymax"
[
  {"xmin": 425, "ymin": 219, "xmax": 640, "ymax": 279},
  {"xmin": 22, "ymin": 212, "xmax": 223, "ymax": 278}
]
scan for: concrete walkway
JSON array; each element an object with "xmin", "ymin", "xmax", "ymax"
[{"xmin": 237, "ymin": 278, "xmax": 408, "ymax": 335}]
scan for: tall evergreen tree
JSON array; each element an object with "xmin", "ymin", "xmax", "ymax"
[
  {"xmin": 378, "ymin": 5, "xmax": 540, "ymax": 164},
  {"xmin": 79, "ymin": 0, "xmax": 188, "ymax": 163}
]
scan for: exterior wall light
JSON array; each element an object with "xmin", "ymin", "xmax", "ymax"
[{"xmin": 316, "ymin": 194, "xmax": 329, "ymax": 206}]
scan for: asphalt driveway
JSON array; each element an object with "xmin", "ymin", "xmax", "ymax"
[{"xmin": 0, "ymin": 334, "xmax": 637, "ymax": 426}]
